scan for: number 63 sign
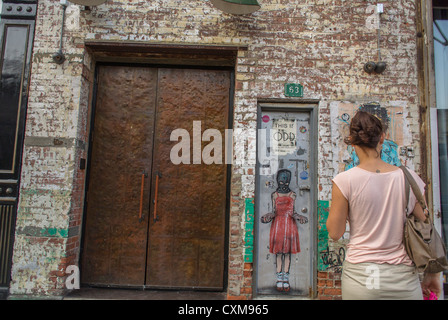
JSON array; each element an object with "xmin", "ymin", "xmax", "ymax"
[{"xmin": 285, "ymin": 83, "xmax": 303, "ymax": 97}]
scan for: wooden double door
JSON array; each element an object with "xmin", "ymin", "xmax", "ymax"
[{"xmin": 81, "ymin": 65, "xmax": 231, "ymax": 290}]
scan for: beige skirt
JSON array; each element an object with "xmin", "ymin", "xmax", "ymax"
[{"xmin": 342, "ymin": 261, "xmax": 423, "ymax": 300}]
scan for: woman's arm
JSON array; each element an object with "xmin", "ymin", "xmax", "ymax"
[
  {"xmin": 326, "ymin": 182, "xmax": 349, "ymax": 241},
  {"xmin": 411, "ymin": 192, "xmax": 428, "ymax": 222},
  {"xmin": 410, "ymin": 193, "xmax": 442, "ymax": 298}
]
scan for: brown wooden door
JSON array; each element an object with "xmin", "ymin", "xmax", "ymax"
[
  {"xmin": 81, "ymin": 66, "xmax": 157, "ymax": 286},
  {"xmin": 146, "ymin": 69, "xmax": 229, "ymax": 289},
  {"xmin": 82, "ymin": 66, "xmax": 230, "ymax": 290}
]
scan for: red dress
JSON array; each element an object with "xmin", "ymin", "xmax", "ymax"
[{"xmin": 269, "ymin": 192, "xmax": 300, "ymax": 254}]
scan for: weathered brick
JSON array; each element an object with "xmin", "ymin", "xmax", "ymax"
[{"xmin": 9, "ymin": 0, "xmax": 424, "ymax": 301}]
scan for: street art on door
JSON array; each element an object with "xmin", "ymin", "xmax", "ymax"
[
  {"xmin": 256, "ymin": 110, "xmax": 313, "ymax": 296},
  {"xmin": 261, "ymin": 169, "xmax": 308, "ymax": 292}
]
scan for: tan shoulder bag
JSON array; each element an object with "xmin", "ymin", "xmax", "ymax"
[{"xmin": 400, "ymin": 166, "xmax": 448, "ymax": 273}]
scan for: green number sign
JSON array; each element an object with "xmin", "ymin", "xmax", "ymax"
[{"xmin": 285, "ymin": 83, "xmax": 303, "ymax": 97}]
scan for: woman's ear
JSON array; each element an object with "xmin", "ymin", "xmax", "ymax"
[{"xmin": 380, "ymin": 132, "xmax": 386, "ymax": 144}]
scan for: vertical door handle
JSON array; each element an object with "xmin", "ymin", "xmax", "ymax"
[
  {"xmin": 153, "ymin": 171, "xmax": 161, "ymax": 222},
  {"xmin": 139, "ymin": 171, "xmax": 148, "ymax": 222}
]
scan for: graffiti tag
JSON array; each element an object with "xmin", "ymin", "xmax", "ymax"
[{"xmin": 320, "ymin": 245, "xmax": 345, "ymax": 273}]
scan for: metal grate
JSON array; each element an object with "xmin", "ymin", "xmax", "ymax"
[{"xmin": 0, "ymin": 203, "xmax": 14, "ymax": 286}]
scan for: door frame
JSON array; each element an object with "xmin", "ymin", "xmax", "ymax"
[
  {"xmin": 0, "ymin": 1, "xmax": 37, "ymax": 296},
  {"xmin": 253, "ymin": 100, "xmax": 319, "ymax": 298},
  {"xmin": 79, "ymin": 62, "xmax": 234, "ymax": 291}
]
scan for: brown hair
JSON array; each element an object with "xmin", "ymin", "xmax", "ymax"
[{"xmin": 344, "ymin": 110, "xmax": 384, "ymax": 149}]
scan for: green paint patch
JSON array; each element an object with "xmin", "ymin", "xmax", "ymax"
[
  {"xmin": 17, "ymin": 226, "xmax": 69, "ymax": 238},
  {"xmin": 40, "ymin": 227, "xmax": 68, "ymax": 238},
  {"xmin": 317, "ymin": 200, "xmax": 346, "ymax": 273},
  {"xmin": 244, "ymin": 198, "xmax": 255, "ymax": 263},
  {"xmin": 317, "ymin": 200, "xmax": 330, "ymax": 271}
]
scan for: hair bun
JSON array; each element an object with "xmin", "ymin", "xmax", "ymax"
[
  {"xmin": 344, "ymin": 111, "xmax": 384, "ymax": 149},
  {"xmin": 357, "ymin": 129, "xmax": 371, "ymax": 145}
]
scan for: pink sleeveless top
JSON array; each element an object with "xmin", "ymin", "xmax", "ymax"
[{"xmin": 332, "ymin": 167, "xmax": 425, "ymax": 265}]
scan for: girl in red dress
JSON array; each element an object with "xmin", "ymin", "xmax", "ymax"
[{"xmin": 261, "ymin": 169, "xmax": 308, "ymax": 292}]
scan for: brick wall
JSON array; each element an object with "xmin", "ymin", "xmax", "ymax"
[
  {"xmin": 9, "ymin": 0, "xmax": 422, "ymax": 300},
  {"xmin": 317, "ymin": 271, "xmax": 342, "ymax": 300}
]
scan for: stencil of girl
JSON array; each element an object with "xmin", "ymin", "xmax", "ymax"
[{"xmin": 261, "ymin": 169, "xmax": 308, "ymax": 292}]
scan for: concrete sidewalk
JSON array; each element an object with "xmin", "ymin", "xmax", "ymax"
[{"xmin": 63, "ymin": 287, "xmax": 227, "ymax": 300}]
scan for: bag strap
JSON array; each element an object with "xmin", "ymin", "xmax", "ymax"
[
  {"xmin": 403, "ymin": 169, "xmax": 410, "ymax": 214},
  {"xmin": 399, "ymin": 166, "xmax": 429, "ymax": 218}
]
